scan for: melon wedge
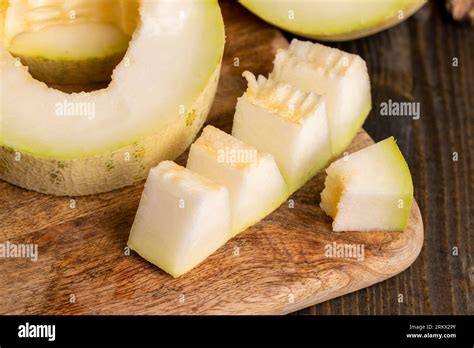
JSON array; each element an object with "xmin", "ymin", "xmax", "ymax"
[
  {"xmin": 239, "ymin": 0, "xmax": 426, "ymax": 41},
  {"xmin": 270, "ymin": 39, "xmax": 372, "ymax": 157},
  {"xmin": 232, "ymin": 71, "xmax": 331, "ymax": 193},
  {"xmin": 0, "ymin": 0, "xmax": 225, "ymax": 196},
  {"xmin": 128, "ymin": 161, "xmax": 232, "ymax": 278},
  {"xmin": 187, "ymin": 125, "xmax": 287, "ymax": 235},
  {"xmin": 320, "ymin": 137, "xmax": 413, "ymax": 231}
]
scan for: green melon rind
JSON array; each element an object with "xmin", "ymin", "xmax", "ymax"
[
  {"xmin": 332, "ymin": 101, "xmax": 373, "ymax": 158},
  {"xmin": 327, "ymin": 136, "xmax": 414, "ymax": 231},
  {"xmin": 239, "ymin": 0, "xmax": 426, "ymax": 41},
  {"xmin": 127, "ymin": 240, "xmax": 180, "ymax": 277},
  {"xmin": 128, "ymin": 235, "xmax": 183, "ymax": 277},
  {"xmin": 231, "ymin": 190, "xmax": 289, "ymax": 237},
  {"xmin": 375, "ymin": 137, "xmax": 414, "ymax": 231},
  {"xmin": 0, "ymin": 64, "xmax": 221, "ymax": 196}
]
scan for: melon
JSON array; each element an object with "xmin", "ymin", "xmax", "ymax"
[
  {"xmin": 0, "ymin": 0, "xmax": 225, "ymax": 196},
  {"xmin": 270, "ymin": 39, "xmax": 372, "ymax": 157},
  {"xmin": 320, "ymin": 137, "xmax": 413, "ymax": 231},
  {"xmin": 187, "ymin": 125, "xmax": 287, "ymax": 234},
  {"xmin": 127, "ymin": 161, "xmax": 232, "ymax": 278},
  {"xmin": 239, "ymin": 0, "xmax": 426, "ymax": 41},
  {"xmin": 232, "ymin": 71, "xmax": 331, "ymax": 193}
]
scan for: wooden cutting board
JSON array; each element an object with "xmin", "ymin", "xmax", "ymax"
[{"xmin": 0, "ymin": 1, "xmax": 423, "ymax": 314}]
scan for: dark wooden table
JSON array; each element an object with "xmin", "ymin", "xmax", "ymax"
[{"xmin": 277, "ymin": 1, "xmax": 473, "ymax": 315}]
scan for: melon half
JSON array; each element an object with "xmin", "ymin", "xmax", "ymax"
[
  {"xmin": 0, "ymin": 0, "xmax": 225, "ymax": 196},
  {"xmin": 239, "ymin": 0, "xmax": 426, "ymax": 41}
]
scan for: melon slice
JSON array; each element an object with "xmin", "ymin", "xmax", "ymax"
[
  {"xmin": 0, "ymin": 0, "xmax": 225, "ymax": 196},
  {"xmin": 239, "ymin": 0, "xmax": 426, "ymax": 41},
  {"xmin": 127, "ymin": 160, "xmax": 232, "ymax": 278},
  {"xmin": 320, "ymin": 137, "xmax": 413, "ymax": 231},
  {"xmin": 187, "ymin": 125, "xmax": 287, "ymax": 235},
  {"xmin": 232, "ymin": 71, "xmax": 331, "ymax": 193},
  {"xmin": 270, "ymin": 39, "xmax": 372, "ymax": 157}
]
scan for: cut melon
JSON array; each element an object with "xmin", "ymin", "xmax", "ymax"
[
  {"xmin": 232, "ymin": 71, "xmax": 331, "ymax": 193},
  {"xmin": 0, "ymin": 0, "xmax": 225, "ymax": 196},
  {"xmin": 320, "ymin": 137, "xmax": 413, "ymax": 231},
  {"xmin": 2, "ymin": 0, "xmax": 140, "ymax": 84},
  {"xmin": 127, "ymin": 161, "xmax": 232, "ymax": 278},
  {"xmin": 270, "ymin": 39, "xmax": 372, "ymax": 157},
  {"xmin": 239, "ymin": 0, "xmax": 426, "ymax": 41},
  {"xmin": 187, "ymin": 125, "xmax": 287, "ymax": 235}
]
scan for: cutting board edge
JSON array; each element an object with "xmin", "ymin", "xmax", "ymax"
[{"xmin": 275, "ymin": 200, "xmax": 425, "ymax": 315}]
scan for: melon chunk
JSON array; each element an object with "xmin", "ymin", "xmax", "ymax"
[
  {"xmin": 187, "ymin": 125, "xmax": 287, "ymax": 235},
  {"xmin": 320, "ymin": 137, "xmax": 413, "ymax": 232},
  {"xmin": 270, "ymin": 39, "xmax": 372, "ymax": 157},
  {"xmin": 127, "ymin": 161, "xmax": 232, "ymax": 278},
  {"xmin": 232, "ymin": 71, "xmax": 331, "ymax": 193},
  {"xmin": 239, "ymin": 0, "xmax": 426, "ymax": 41},
  {"xmin": 0, "ymin": 0, "xmax": 225, "ymax": 196}
]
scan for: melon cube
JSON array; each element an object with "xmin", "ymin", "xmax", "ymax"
[
  {"xmin": 270, "ymin": 39, "xmax": 372, "ymax": 156},
  {"xmin": 232, "ymin": 71, "xmax": 331, "ymax": 193},
  {"xmin": 320, "ymin": 137, "xmax": 413, "ymax": 231},
  {"xmin": 187, "ymin": 125, "xmax": 287, "ymax": 235},
  {"xmin": 127, "ymin": 161, "xmax": 232, "ymax": 277}
]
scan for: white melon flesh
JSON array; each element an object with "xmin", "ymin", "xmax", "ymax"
[
  {"xmin": 8, "ymin": 23, "xmax": 130, "ymax": 60},
  {"xmin": 270, "ymin": 39, "xmax": 372, "ymax": 157},
  {"xmin": 0, "ymin": 0, "xmax": 225, "ymax": 196},
  {"xmin": 187, "ymin": 125, "xmax": 287, "ymax": 235},
  {"xmin": 2, "ymin": 0, "xmax": 140, "ymax": 84},
  {"xmin": 232, "ymin": 71, "xmax": 331, "ymax": 193},
  {"xmin": 239, "ymin": 0, "xmax": 426, "ymax": 41},
  {"xmin": 320, "ymin": 137, "xmax": 413, "ymax": 232},
  {"xmin": 128, "ymin": 161, "xmax": 232, "ymax": 278}
]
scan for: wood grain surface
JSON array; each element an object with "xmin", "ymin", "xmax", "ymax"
[{"xmin": 0, "ymin": 0, "xmax": 469, "ymax": 315}]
